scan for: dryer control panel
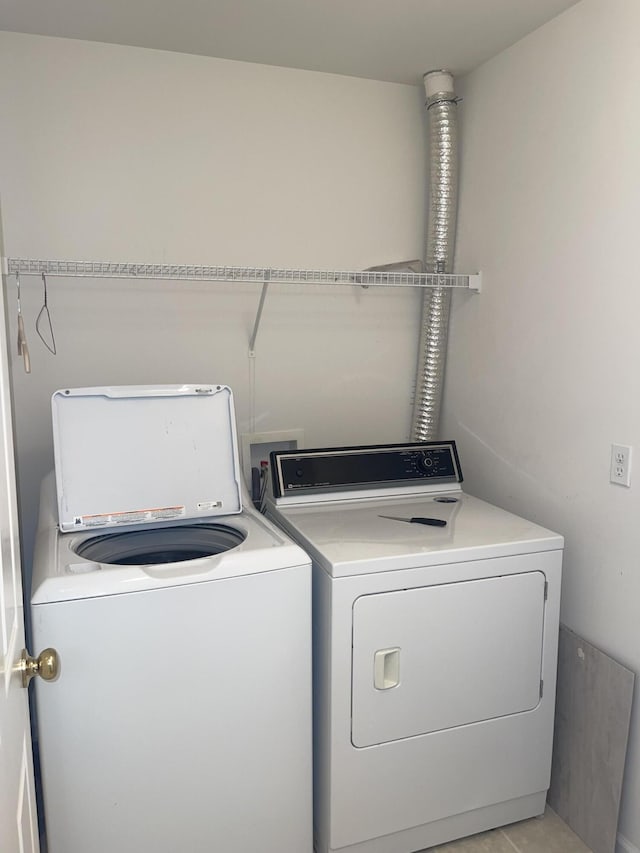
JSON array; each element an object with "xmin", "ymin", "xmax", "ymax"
[{"xmin": 270, "ymin": 441, "xmax": 462, "ymax": 498}]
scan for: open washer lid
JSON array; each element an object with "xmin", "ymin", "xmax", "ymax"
[{"xmin": 52, "ymin": 384, "xmax": 242, "ymax": 532}]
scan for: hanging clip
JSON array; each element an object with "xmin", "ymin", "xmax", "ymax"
[
  {"xmin": 16, "ymin": 272, "xmax": 31, "ymax": 374},
  {"xmin": 36, "ymin": 273, "xmax": 57, "ymax": 355}
]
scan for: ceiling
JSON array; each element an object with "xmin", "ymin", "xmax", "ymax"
[{"xmin": 0, "ymin": 0, "xmax": 580, "ymax": 85}]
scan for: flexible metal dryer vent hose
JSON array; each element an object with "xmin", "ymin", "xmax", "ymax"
[{"xmin": 411, "ymin": 70, "xmax": 459, "ymax": 441}]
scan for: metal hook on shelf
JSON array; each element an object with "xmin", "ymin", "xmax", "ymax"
[
  {"xmin": 16, "ymin": 272, "xmax": 31, "ymax": 374},
  {"xmin": 36, "ymin": 273, "xmax": 57, "ymax": 355}
]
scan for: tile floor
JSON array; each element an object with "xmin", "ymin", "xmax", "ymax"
[{"xmin": 424, "ymin": 807, "xmax": 592, "ymax": 852}]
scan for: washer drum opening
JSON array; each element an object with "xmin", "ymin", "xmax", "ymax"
[{"xmin": 72, "ymin": 523, "xmax": 247, "ymax": 566}]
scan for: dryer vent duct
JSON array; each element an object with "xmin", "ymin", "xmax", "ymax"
[{"xmin": 411, "ymin": 70, "xmax": 459, "ymax": 441}]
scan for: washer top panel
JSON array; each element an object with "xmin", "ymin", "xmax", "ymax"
[
  {"xmin": 52, "ymin": 384, "xmax": 242, "ymax": 532},
  {"xmin": 32, "ymin": 474, "xmax": 310, "ymax": 603}
]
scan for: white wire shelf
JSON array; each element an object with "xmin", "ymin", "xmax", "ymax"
[{"xmin": 3, "ymin": 258, "xmax": 481, "ymax": 291}]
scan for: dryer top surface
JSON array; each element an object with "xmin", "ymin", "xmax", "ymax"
[{"xmin": 269, "ymin": 491, "xmax": 563, "ymax": 577}]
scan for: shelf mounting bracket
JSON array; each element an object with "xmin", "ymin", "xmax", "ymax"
[{"xmin": 248, "ymin": 273, "xmax": 271, "ymax": 357}]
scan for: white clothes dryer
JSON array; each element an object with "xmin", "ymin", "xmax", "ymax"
[
  {"xmin": 31, "ymin": 385, "xmax": 313, "ymax": 853},
  {"xmin": 265, "ymin": 441, "xmax": 563, "ymax": 853}
]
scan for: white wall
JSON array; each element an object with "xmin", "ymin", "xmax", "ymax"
[
  {"xmin": 443, "ymin": 0, "xmax": 640, "ymax": 847},
  {"xmin": 0, "ymin": 32, "xmax": 427, "ymax": 569}
]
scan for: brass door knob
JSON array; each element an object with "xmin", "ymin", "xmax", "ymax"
[{"xmin": 19, "ymin": 648, "xmax": 60, "ymax": 688}]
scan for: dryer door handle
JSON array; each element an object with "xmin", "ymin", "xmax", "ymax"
[{"xmin": 374, "ymin": 647, "xmax": 400, "ymax": 690}]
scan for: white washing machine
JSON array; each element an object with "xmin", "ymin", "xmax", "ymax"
[
  {"xmin": 31, "ymin": 384, "xmax": 312, "ymax": 853},
  {"xmin": 265, "ymin": 441, "xmax": 563, "ymax": 853}
]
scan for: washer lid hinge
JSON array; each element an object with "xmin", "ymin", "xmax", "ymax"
[
  {"xmin": 540, "ymin": 679, "xmax": 544, "ymax": 698},
  {"xmin": 544, "ymin": 580, "xmax": 548, "ymax": 601}
]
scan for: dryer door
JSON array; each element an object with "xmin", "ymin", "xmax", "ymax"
[{"xmin": 351, "ymin": 571, "xmax": 546, "ymax": 747}]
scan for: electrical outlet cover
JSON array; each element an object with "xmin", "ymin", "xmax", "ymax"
[{"xmin": 610, "ymin": 443, "xmax": 632, "ymax": 487}]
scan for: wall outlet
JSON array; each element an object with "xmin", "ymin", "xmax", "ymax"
[{"xmin": 610, "ymin": 444, "xmax": 632, "ymax": 487}]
